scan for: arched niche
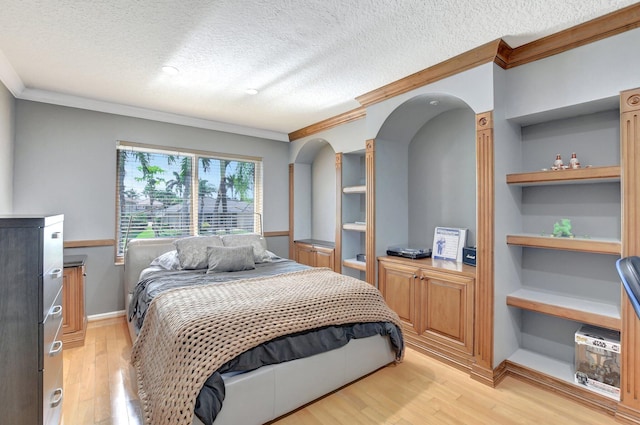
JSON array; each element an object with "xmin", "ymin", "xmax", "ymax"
[
  {"xmin": 373, "ymin": 93, "xmax": 476, "ymax": 254},
  {"xmin": 292, "ymin": 138, "xmax": 336, "ymax": 242}
]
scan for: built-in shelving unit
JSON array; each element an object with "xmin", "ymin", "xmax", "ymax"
[
  {"xmin": 340, "ymin": 151, "xmax": 369, "ymax": 281},
  {"xmin": 503, "ymin": 102, "xmax": 623, "ymax": 411}
]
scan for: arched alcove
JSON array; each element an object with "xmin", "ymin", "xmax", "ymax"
[
  {"xmin": 292, "ymin": 138, "xmax": 336, "ymax": 242},
  {"xmin": 374, "ymin": 93, "xmax": 476, "ymax": 256}
]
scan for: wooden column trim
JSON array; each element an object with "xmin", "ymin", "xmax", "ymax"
[
  {"xmin": 618, "ymin": 87, "xmax": 640, "ymax": 420},
  {"xmin": 335, "ymin": 153, "xmax": 343, "ymax": 274},
  {"xmin": 471, "ymin": 111, "xmax": 495, "ymax": 385},
  {"xmin": 365, "ymin": 139, "xmax": 376, "ymax": 285},
  {"xmin": 289, "ymin": 163, "xmax": 295, "ymax": 260}
]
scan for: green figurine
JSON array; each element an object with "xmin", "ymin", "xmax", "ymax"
[{"xmin": 552, "ymin": 218, "xmax": 573, "ymax": 238}]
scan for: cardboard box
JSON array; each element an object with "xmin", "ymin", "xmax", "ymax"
[{"xmin": 574, "ymin": 324, "xmax": 621, "ymax": 400}]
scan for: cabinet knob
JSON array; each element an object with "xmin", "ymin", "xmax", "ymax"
[
  {"xmin": 420, "ymin": 276, "xmax": 425, "ymax": 280},
  {"xmin": 50, "ymin": 268, "xmax": 63, "ymax": 279},
  {"xmin": 413, "ymin": 275, "xmax": 417, "ymax": 279}
]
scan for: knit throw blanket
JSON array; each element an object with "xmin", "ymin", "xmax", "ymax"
[{"xmin": 130, "ymin": 267, "xmax": 403, "ymax": 425}]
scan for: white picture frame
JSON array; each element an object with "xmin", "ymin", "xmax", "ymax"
[{"xmin": 432, "ymin": 227, "xmax": 468, "ymax": 262}]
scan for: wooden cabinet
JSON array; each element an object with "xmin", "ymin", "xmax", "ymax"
[
  {"xmin": 294, "ymin": 240, "xmax": 335, "ymax": 270},
  {"xmin": 378, "ymin": 256, "xmax": 475, "ymax": 368},
  {"xmin": 63, "ymin": 255, "xmax": 87, "ymax": 348},
  {"xmin": 0, "ymin": 215, "xmax": 64, "ymax": 425}
]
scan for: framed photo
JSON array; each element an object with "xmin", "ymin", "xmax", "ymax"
[{"xmin": 432, "ymin": 227, "xmax": 468, "ymax": 262}]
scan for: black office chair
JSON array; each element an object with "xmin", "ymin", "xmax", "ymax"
[{"xmin": 616, "ymin": 256, "xmax": 640, "ymax": 320}]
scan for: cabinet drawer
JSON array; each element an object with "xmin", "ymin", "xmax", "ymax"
[
  {"xmin": 41, "ymin": 287, "xmax": 64, "ymax": 371},
  {"xmin": 41, "ymin": 265, "xmax": 63, "ymax": 323},
  {"xmin": 43, "ymin": 349, "xmax": 63, "ymax": 425},
  {"xmin": 43, "ymin": 286, "xmax": 64, "ymax": 425},
  {"xmin": 43, "ymin": 221, "xmax": 63, "ymax": 275}
]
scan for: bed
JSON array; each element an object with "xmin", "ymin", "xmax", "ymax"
[{"xmin": 123, "ymin": 235, "xmax": 404, "ymax": 425}]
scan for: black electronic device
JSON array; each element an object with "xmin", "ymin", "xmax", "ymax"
[{"xmin": 386, "ymin": 246, "xmax": 432, "ymax": 259}]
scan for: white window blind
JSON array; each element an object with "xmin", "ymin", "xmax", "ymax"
[{"xmin": 115, "ymin": 141, "xmax": 263, "ymax": 258}]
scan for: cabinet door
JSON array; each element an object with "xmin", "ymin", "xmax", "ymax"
[
  {"xmin": 295, "ymin": 243, "xmax": 314, "ymax": 267},
  {"xmin": 314, "ymin": 246, "xmax": 335, "ymax": 270},
  {"xmin": 378, "ymin": 260, "xmax": 418, "ymax": 332},
  {"xmin": 417, "ymin": 271, "xmax": 474, "ymax": 355},
  {"xmin": 62, "ymin": 269, "xmax": 72, "ymax": 333},
  {"xmin": 62, "ymin": 265, "xmax": 86, "ymax": 348}
]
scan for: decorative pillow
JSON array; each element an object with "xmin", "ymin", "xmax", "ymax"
[
  {"xmin": 206, "ymin": 245, "xmax": 255, "ymax": 273},
  {"xmin": 221, "ymin": 233, "xmax": 272, "ymax": 263},
  {"xmin": 174, "ymin": 236, "xmax": 224, "ymax": 269},
  {"xmin": 149, "ymin": 250, "xmax": 181, "ymax": 270}
]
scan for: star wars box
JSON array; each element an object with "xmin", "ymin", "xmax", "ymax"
[{"xmin": 574, "ymin": 324, "xmax": 621, "ymax": 400}]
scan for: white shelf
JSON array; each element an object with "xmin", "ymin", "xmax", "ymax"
[
  {"xmin": 507, "ymin": 288, "xmax": 621, "ymax": 330},
  {"xmin": 343, "ymin": 222, "xmax": 366, "ymax": 232},
  {"xmin": 343, "ymin": 258, "xmax": 366, "ymax": 271},
  {"xmin": 508, "ymin": 348, "xmax": 575, "ymax": 384},
  {"xmin": 343, "ymin": 185, "xmax": 366, "ymax": 194}
]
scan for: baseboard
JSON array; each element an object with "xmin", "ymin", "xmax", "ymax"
[{"xmin": 87, "ymin": 310, "xmax": 126, "ymax": 322}]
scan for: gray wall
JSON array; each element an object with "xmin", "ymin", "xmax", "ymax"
[
  {"xmin": 311, "ymin": 143, "xmax": 336, "ymax": 242},
  {"xmin": 13, "ymin": 100, "xmax": 290, "ymax": 315},
  {"xmin": 0, "ymin": 81, "xmax": 14, "ymax": 214},
  {"xmin": 408, "ymin": 108, "xmax": 476, "ymax": 249}
]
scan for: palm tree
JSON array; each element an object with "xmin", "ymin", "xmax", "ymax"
[
  {"xmin": 214, "ymin": 160, "xmax": 230, "ymax": 230},
  {"xmin": 117, "ymin": 151, "xmax": 151, "ymax": 253},
  {"xmin": 198, "ymin": 179, "xmax": 216, "ymax": 232}
]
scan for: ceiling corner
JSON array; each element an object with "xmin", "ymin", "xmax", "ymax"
[{"xmin": 0, "ymin": 49, "xmax": 24, "ymax": 97}]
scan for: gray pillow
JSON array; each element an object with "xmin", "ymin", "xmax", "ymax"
[
  {"xmin": 150, "ymin": 250, "xmax": 181, "ymax": 270},
  {"xmin": 221, "ymin": 233, "xmax": 272, "ymax": 263},
  {"xmin": 206, "ymin": 245, "xmax": 255, "ymax": 273},
  {"xmin": 174, "ymin": 236, "xmax": 224, "ymax": 269}
]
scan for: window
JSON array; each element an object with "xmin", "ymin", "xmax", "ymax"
[{"xmin": 115, "ymin": 141, "xmax": 263, "ymax": 259}]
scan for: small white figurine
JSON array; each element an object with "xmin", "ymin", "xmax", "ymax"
[
  {"xmin": 570, "ymin": 152, "xmax": 581, "ymax": 169},
  {"xmin": 552, "ymin": 154, "xmax": 563, "ymax": 170}
]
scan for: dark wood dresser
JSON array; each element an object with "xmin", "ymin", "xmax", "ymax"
[{"xmin": 0, "ymin": 215, "xmax": 64, "ymax": 425}]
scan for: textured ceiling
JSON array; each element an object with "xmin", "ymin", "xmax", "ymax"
[{"xmin": 0, "ymin": 0, "xmax": 637, "ymax": 141}]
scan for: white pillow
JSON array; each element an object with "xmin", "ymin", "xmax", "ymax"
[
  {"xmin": 174, "ymin": 235, "xmax": 224, "ymax": 269},
  {"xmin": 221, "ymin": 233, "xmax": 272, "ymax": 263},
  {"xmin": 150, "ymin": 250, "xmax": 181, "ymax": 270}
]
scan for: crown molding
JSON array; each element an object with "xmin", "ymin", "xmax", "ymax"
[
  {"xmin": 356, "ymin": 39, "xmax": 507, "ymax": 108},
  {"xmin": 0, "ymin": 49, "xmax": 25, "ymax": 97},
  {"xmin": 17, "ymin": 88, "xmax": 289, "ymax": 142},
  {"xmin": 290, "ymin": 3, "xmax": 640, "ymax": 140},
  {"xmin": 504, "ymin": 2, "xmax": 640, "ymax": 68},
  {"xmin": 288, "ymin": 106, "xmax": 366, "ymax": 141}
]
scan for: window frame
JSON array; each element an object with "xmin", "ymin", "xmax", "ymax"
[{"xmin": 115, "ymin": 140, "xmax": 263, "ymax": 262}]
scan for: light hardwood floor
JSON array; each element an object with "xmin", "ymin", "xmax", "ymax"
[{"xmin": 63, "ymin": 318, "xmax": 621, "ymax": 425}]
